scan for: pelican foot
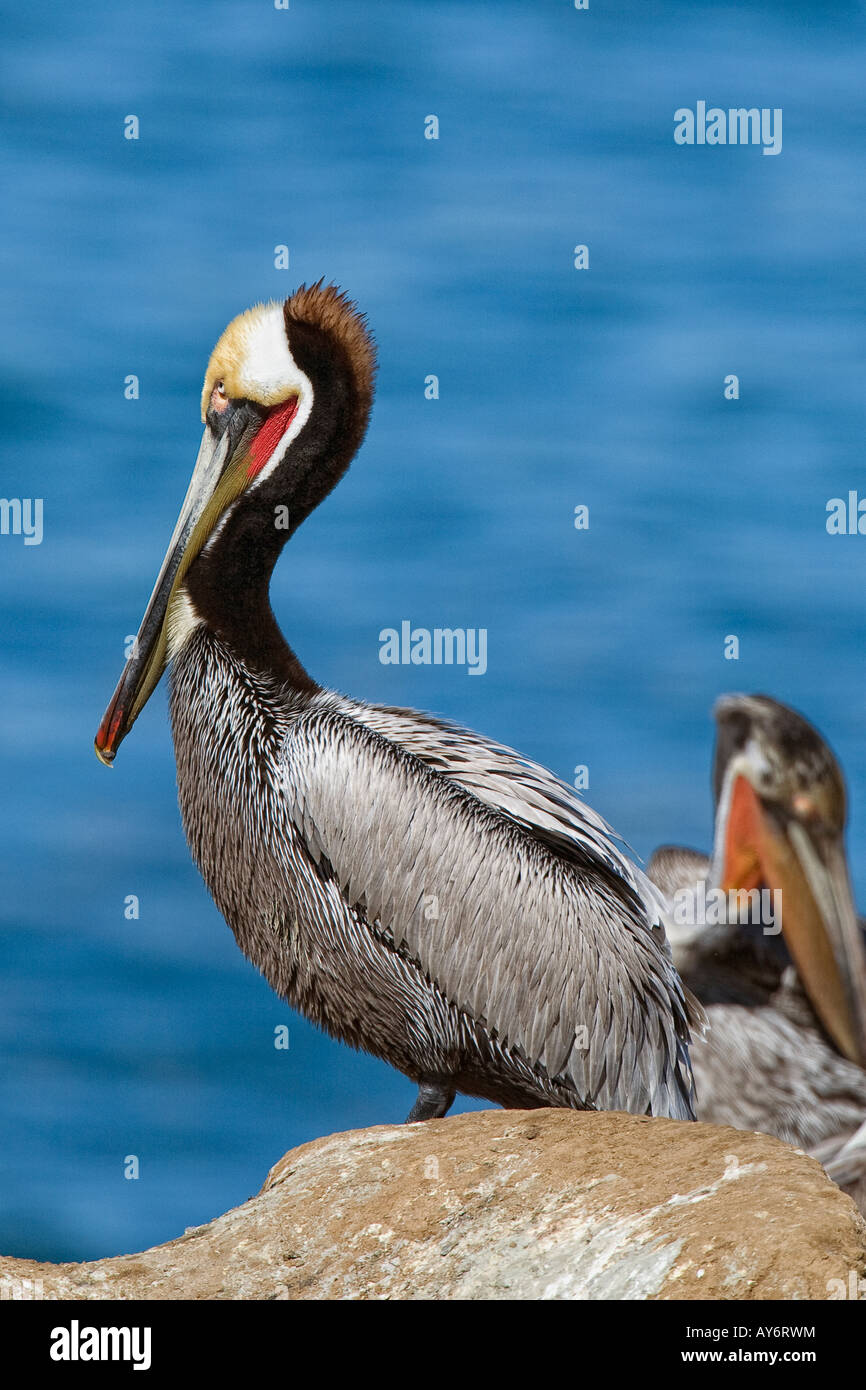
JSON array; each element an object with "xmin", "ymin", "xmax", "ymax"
[{"xmin": 405, "ymin": 1078, "xmax": 456, "ymax": 1123}]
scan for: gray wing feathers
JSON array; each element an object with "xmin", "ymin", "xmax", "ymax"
[
  {"xmin": 281, "ymin": 696, "xmax": 697, "ymax": 1119},
  {"xmin": 690, "ymin": 1003, "xmax": 866, "ymax": 1143},
  {"xmin": 359, "ymin": 703, "xmax": 651, "ymax": 886},
  {"xmin": 816, "ymin": 1118, "xmax": 866, "ymax": 1188}
]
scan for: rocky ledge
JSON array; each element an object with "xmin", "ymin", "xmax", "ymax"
[{"xmin": 2, "ymin": 1109, "xmax": 864, "ymax": 1300}]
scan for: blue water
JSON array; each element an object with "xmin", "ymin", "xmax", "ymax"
[{"xmin": 2, "ymin": 0, "xmax": 866, "ymax": 1261}]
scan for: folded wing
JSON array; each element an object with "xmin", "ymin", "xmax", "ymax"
[{"xmin": 281, "ymin": 695, "xmax": 699, "ymax": 1119}]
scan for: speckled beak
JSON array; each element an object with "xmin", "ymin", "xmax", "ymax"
[
  {"xmin": 94, "ymin": 424, "xmax": 230, "ymax": 764},
  {"xmin": 716, "ymin": 770, "xmax": 866, "ymax": 1067}
]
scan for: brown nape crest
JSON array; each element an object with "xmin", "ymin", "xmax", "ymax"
[{"xmin": 283, "ymin": 281, "xmax": 377, "ymax": 415}]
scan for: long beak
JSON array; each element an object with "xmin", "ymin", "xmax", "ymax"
[
  {"xmin": 716, "ymin": 772, "xmax": 866, "ymax": 1066},
  {"xmin": 94, "ymin": 424, "xmax": 231, "ymax": 764},
  {"xmin": 781, "ymin": 821, "xmax": 866, "ymax": 1067}
]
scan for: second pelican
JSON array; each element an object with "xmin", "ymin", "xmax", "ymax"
[{"xmin": 650, "ymin": 694, "xmax": 866, "ymax": 1210}]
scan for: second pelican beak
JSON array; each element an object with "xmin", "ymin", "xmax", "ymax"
[
  {"xmin": 716, "ymin": 771, "xmax": 866, "ymax": 1067},
  {"xmin": 778, "ymin": 819, "xmax": 866, "ymax": 1067}
]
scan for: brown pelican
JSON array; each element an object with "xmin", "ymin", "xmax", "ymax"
[
  {"xmin": 95, "ymin": 284, "xmax": 701, "ymax": 1123},
  {"xmin": 650, "ymin": 693, "xmax": 866, "ymax": 1210}
]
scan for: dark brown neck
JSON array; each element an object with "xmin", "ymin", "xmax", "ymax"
[{"xmin": 185, "ymin": 310, "xmax": 374, "ymax": 692}]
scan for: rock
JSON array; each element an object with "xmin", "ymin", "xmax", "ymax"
[{"xmin": 2, "ymin": 1109, "xmax": 864, "ymax": 1300}]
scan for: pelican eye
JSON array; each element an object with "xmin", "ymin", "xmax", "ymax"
[
  {"xmin": 791, "ymin": 792, "xmax": 819, "ymax": 821},
  {"xmin": 209, "ymin": 379, "xmax": 231, "ymax": 418}
]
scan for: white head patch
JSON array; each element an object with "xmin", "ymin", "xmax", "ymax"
[{"xmin": 200, "ymin": 301, "xmax": 313, "ymax": 418}]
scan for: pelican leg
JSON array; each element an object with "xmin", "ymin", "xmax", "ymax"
[{"xmin": 406, "ymin": 1078, "xmax": 456, "ymax": 1123}]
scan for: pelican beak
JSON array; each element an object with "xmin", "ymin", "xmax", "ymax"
[
  {"xmin": 94, "ymin": 423, "xmax": 232, "ymax": 765},
  {"xmin": 716, "ymin": 772, "xmax": 866, "ymax": 1066},
  {"xmin": 776, "ymin": 820, "xmax": 866, "ymax": 1067}
]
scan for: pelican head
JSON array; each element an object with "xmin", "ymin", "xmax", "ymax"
[
  {"xmin": 711, "ymin": 693, "xmax": 866, "ymax": 1065},
  {"xmin": 95, "ymin": 283, "xmax": 376, "ymax": 764}
]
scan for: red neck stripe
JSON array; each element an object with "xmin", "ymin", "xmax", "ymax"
[{"xmin": 247, "ymin": 397, "xmax": 300, "ymax": 479}]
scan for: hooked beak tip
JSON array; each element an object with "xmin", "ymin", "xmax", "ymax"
[
  {"xmin": 95, "ymin": 700, "xmax": 125, "ymax": 767},
  {"xmin": 94, "ymin": 739, "xmax": 115, "ymax": 767}
]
